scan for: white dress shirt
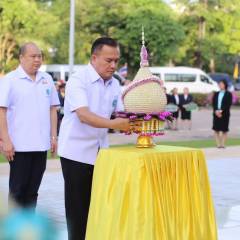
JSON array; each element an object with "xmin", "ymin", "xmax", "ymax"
[
  {"xmin": 0, "ymin": 65, "xmax": 60, "ymax": 151},
  {"xmin": 58, "ymin": 63, "xmax": 124, "ymax": 165}
]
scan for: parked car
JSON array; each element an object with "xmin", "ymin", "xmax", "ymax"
[
  {"xmin": 208, "ymin": 73, "xmax": 234, "ymax": 92},
  {"xmin": 149, "ymin": 67, "xmax": 219, "ymax": 94}
]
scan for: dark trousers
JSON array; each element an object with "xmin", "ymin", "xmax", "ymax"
[
  {"xmin": 60, "ymin": 157, "xmax": 94, "ymax": 240},
  {"xmin": 9, "ymin": 151, "xmax": 47, "ymax": 208}
]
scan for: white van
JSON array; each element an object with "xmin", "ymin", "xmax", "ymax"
[
  {"xmin": 39, "ymin": 64, "xmax": 85, "ymax": 82},
  {"xmin": 149, "ymin": 66, "xmax": 219, "ymax": 93},
  {"xmin": 39, "ymin": 64, "xmax": 125, "ymax": 86}
]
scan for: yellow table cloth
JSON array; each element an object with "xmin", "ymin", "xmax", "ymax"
[{"xmin": 86, "ymin": 145, "xmax": 217, "ymax": 240}]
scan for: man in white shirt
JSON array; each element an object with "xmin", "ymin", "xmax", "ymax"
[
  {"xmin": 0, "ymin": 42, "xmax": 59, "ymax": 208},
  {"xmin": 58, "ymin": 37, "xmax": 130, "ymax": 240}
]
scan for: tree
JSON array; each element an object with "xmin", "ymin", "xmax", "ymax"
[
  {"xmin": 174, "ymin": 0, "xmax": 240, "ymax": 73},
  {"xmin": 0, "ymin": 0, "xmax": 185, "ymax": 75},
  {"xmin": 72, "ymin": 0, "xmax": 185, "ymax": 75},
  {"xmin": 0, "ymin": 0, "xmax": 59, "ymax": 74}
]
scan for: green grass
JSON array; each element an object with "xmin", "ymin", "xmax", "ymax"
[
  {"xmin": 0, "ymin": 151, "xmax": 59, "ymax": 163},
  {"xmin": 0, "ymin": 154, "xmax": 5, "ymax": 163},
  {"xmin": 156, "ymin": 138, "xmax": 240, "ymax": 148},
  {"xmin": 111, "ymin": 138, "xmax": 240, "ymax": 149},
  {"xmin": 1, "ymin": 138, "xmax": 239, "ymax": 163}
]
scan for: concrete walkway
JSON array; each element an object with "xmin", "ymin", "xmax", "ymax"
[
  {"xmin": 0, "ymin": 145, "xmax": 240, "ymax": 239},
  {"xmin": 108, "ymin": 108, "xmax": 240, "ymax": 145}
]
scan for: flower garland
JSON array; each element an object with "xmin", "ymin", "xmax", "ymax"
[
  {"xmin": 115, "ymin": 111, "xmax": 173, "ymax": 136},
  {"xmin": 114, "ymin": 111, "xmax": 173, "ymax": 122}
]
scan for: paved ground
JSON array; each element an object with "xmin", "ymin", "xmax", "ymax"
[
  {"xmin": 0, "ymin": 108, "xmax": 239, "ymax": 239},
  {"xmin": 109, "ymin": 108, "xmax": 240, "ymax": 145},
  {"xmin": 0, "ymin": 146, "xmax": 240, "ymax": 239}
]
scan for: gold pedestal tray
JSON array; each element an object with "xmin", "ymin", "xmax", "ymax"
[{"xmin": 136, "ymin": 135, "xmax": 155, "ymax": 148}]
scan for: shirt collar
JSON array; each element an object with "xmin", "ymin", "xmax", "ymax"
[
  {"xmin": 87, "ymin": 63, "xmax": 113, "ymax": 86},
  {"xmin": 17, "ymin": 65, "xmax": 44, "ymax": 82}
]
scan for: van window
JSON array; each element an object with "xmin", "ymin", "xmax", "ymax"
[
  {"xmin": 165, "ymin": 74, "xmax": 178, "ymax": 82},
  {"xmin": 152, "ymin": 73, "xmax": 161, "ymax": 79},
  {"xmin": 200, "ymin": 75, "xmax": 212, "ymax": 84},
  {"xmin": 165, "ymin": 74, "xmax": 196, "ymax": 82},
  {"xmin": 180, "ymin": 74, "xmax": 196, "ymax": 82}
]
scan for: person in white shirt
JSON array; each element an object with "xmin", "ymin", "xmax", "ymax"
[
  {"xmin": 0, "ymin": 42, "xmax": 59, "ymax": 209},
  {"xmin": 58, "ymin": 37, "xmax": 130, "ymax": 240}
]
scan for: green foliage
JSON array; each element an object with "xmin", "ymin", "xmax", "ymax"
[
  {"xmin": 191, "ymin": 92, "xmax": 240, "ymax": 106},
  {"xmin": 115, "ymin": 5, "xmax": 185, "ymax": 74},
  {"xmin": 72, "ymin": 0, "xmax": 185, "ymax": 74},
  {"xmin": 2, "ymin": 0, "xmax": 184, "ymax": 74},
  {"xmin": 191, "ymin": 93, "xmax": 211, "ymax": 106},
  {"xmin": 111, "ymin": 138, "xmax": 240, "ymax": 148},
  {"xmin": 156, "ymin": 138, "xmax": 240, "ymax": 148},
  {"xmin": 1, "ymin": 0, "xmax": 240, "ymax": 75},
  {"xmin": 43, "ymin": 0, "xmax": 71, "ymax": 64},
  {"xmin": 0, "ymin": 150, "xmax": 59, "ymax": 163},
  {"xmin": 174, "ymin": 0, "xmax": 240, "ymax": 72},
  {"xmin": 0, "ymin": 0, "xmax": 59, "ymax": 73}
]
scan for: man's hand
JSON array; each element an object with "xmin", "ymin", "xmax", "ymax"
[
  {"xmin": 1, "ymin": 138, "xmax": 15, "ymax": 162},
  {"xmin": 50, "ymin": 137, "xmax": 58, "ymax": 158},
  {"xmin": 111, "ymin": 118, "xmax": 131, "ymax": 132}
]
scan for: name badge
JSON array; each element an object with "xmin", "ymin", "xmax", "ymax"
[
  {"xmin": 112, "ymin": 96, "xmax": 118, "ymax": 109},
  {"xmin": 46, "ymin": 88, "xmax": 51, "ymax": 97}
]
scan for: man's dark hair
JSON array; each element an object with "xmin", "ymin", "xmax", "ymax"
[{"xmin": 91, "ymin": 37, "xmax": 119, "ymax": 55}]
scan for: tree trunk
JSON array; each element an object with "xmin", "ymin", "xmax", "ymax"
[
  {"xmin": 209, "ymin": 58, "xmax": 215, "ymax": 73},
  {"xmin": 0, "ymin": 33, "xmax": 16, "ymax": 74},
  {"xmin": 196, "ymin": 0, "xmax": 208, "ymax": 69}
]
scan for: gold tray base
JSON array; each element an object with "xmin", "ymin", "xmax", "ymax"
[{"xmin": 136, "ymin": 135, "xmax": 155, "ymax": 148}]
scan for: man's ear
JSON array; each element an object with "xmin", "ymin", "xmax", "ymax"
[{"xmin": 91, "ymin": 54, "xmax": 98, "ymax": 64}]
